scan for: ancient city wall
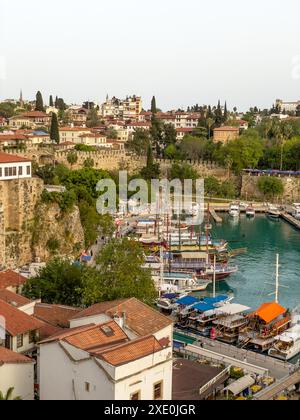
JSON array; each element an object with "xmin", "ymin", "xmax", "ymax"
[{"xmin": 241, "ymin": 173, "xmax": 300, "ymax": 202}]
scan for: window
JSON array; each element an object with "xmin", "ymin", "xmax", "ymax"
[
  {"xmin": 0, "ymin": 168, "xmax": 2, "ymax": 177},
  {"xmin": 18, "ymin": 166, "xmax": 23, "ymax": 176},
  {"xmin": 26, "ymin": 165, "xmax": 31, "ymax": 175},
  {"xmin": 130, "ymin": 391, "xmax": 140, "ymax": 401},
  {"xmin": 17, "ymin": 334, "xmax": 23, "ymax": 349},
  {"xmin": 85, "ymin": 382, "xmax": 90, "ymax": 392},
  {"xmin": 153, "ymin": 381, "xmax": 163, "ymax": 400},
  {"xmin": 13, "ymin": 167, "xmax": 17, "ymax": 176},
  {"xmin": 29, "ymin": 330, "xmax": 36, "ymax": 344}
]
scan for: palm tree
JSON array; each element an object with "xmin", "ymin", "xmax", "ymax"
[
  {"xmin": 206, "ymin": 118, "xmax": 215, "ymax": 139},
  {"xmin": 0, "ymin": 387, "xmax": 22, "ymax": 400}
]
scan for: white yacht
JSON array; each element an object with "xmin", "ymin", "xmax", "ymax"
[
  {"xmin": 267, "ymin": 204, "xmax": 281, "ymax": 219},
  {"xmin": 291, "ymin": 203, "xmax": 300, "ymax": 220},
  {"xmin": 268, "ymin": 324, "xmax": 300, "ymax": 361},
  {"xmin": 229, "ymin": 204, "xmax": 240, "ymax": 218},
  {"xmin": 246, "ymin": 205, "xmax": 256, "ymax": 218}
]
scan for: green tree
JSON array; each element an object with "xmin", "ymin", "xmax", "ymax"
[
  {"xmin": 35, "ymin": 91, "xmax": 44, "ymax": 112},
  {"xmin": 140, "ymin": 143, "xmax": 160, "ymax": 180},
  {"xmin": 0, "ymin": 102, "xmax": 17, "ymax": 118},
  {"xmin": 67, "ymin": 151, "xmax": 78, "ymax": 167},
  {"xmin": 205, "ymin": 176, "xmax": 220, "ymax": 196},
  {"xmin": 50, "ymin": 113, "xmax": 60, "ymax": 143},
  {"xmin": 83, "ymin": 158, "xmax": 95, "ymax": 168},
  {"xmin": 127, "ymin": 129, "xmax": 151, "ymax": 156},
  {"xmin": 49, "ymin": 95, "xmax": 54, "ymax": 107},
  {"xmin": 170, "ymin": 163, "xmax": 198, "ymax": 182},
  {"xmin": 23, "ymin": 258, "xmax": 84, "ymax": 306},
  {"xmin": 257, "ymin": 176, "xmax": 284, "ymax": 199},
  {"xmin": 151, "ymin": 96, "xmax": 157, "ymax": 114},
  {"xmin": 86, "ymin": 108, "xmax": 100, "ymax": 128},
  {"xmin": 82, "ymin": 238, "xmax": 156, "ymax": 306}
]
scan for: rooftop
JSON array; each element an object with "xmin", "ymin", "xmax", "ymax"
[
  {"xmin": 0, "ymin": 270, "xmax": 28, "ymax": 290},
  {"xmin": 0, "ymin": 300, "xmax": 43, "ymax": 336},
  {"xmin": 34, "ymin": 303, "xmax": 81, "ymax": 328},
  {"xmin": 0, "ymin": 289, "xmax": 32, "ymax": 308},
  {"xmin": 0, "ymin": 152, "xmax": 31, "ymax": 164},
  {"xmin": 40, "ymin": 321, "xmax": 129, "ymax": 350},
  {"xmin": 172, "ymin": 359, "xmax": 225, "ymax": 400},
  {"xmin": 95, "ymin": 335, "xmax": 163, "ymax": 367},
  {"xmin": 0, "ymin": 347, "xmax": 33, "ymax": 365},
  {"xmin": 249, "ymin": 302, "xmax": 287, "ymax": 324},
  {"xmin": 71, "ymin": 297, "xmax": 173, "ymax": 337}
]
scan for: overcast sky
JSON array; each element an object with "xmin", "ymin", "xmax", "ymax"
[{"xmin": 1, "ymin": 0, "xmax": 300, "ymax": 111}]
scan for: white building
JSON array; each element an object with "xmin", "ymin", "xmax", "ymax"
[
  {"xmin": 0, "ymin": 347, "xmax": 34, "ymax": 400},
  {"xmin": 59, "ymin": 127, "xmax": 93, "ymax": 144},
  {"xmin": 0, "ymin": 152, "xmax": 32, "ymax": 181},
  {"xmin": 40, "ymin": 298, "xmax": 173, "ymax": 401},
  {"xmin": 276, "ymin": 99, "xmax": 300, "ymax": 114}
]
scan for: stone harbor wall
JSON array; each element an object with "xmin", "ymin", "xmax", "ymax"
[{"xmin": 241, "ymin": 173, "xmax": 300, "ymax": 202}]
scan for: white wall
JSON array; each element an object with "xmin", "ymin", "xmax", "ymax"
[
  {"xmin": 0, "ymin": 162, "xmax": 31, "ymax": 180},
  {"xmin": 0, "ymin": 362, "xmax": 34, "ymax": 400},
  {"xmin": 39, "ymin": 341, "xmax": 173, "ymax": 401},
  {"xmin": 39, "ymin": 342, "xmax": 114, "ymax": 401}
]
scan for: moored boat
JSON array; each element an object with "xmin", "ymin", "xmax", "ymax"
[
  {"xmin": 268, "ymin": 324, "xmax": 300, "ymax": 361},
  {"xmin": 267, "ymin": 205, "xmax": 281, "ymax": 220},
  {"xmin": 229, "ymin": 204, "xmax": 240, "ymax": 218},
  {"xmin": 246, "ymin": 205, "xmax": 255, "ymax": 218}
]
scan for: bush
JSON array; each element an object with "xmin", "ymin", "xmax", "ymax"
[
  {"xmin": 41, "ymin": 189, "xmax": 77, "ymax": 212},
  {"xmin": 46, "ymin": 237, "xmax": 60, "ymax": 253},
  {"xmin": 257, "ymin": 176, "xmax": 284, "ymax": 198}
]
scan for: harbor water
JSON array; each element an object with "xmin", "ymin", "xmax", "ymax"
[{"xmin": 195, "ymin": 214, "xmax": 300, "ymax": 312}]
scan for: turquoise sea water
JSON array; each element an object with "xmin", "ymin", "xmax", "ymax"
[{"xmin": 197, "ymin": 214, "xmax": 300, "ymax": 312}]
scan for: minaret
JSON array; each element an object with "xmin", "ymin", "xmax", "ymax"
[{"xmin": 19, "ymin": 89, "xmax": 24, "ymax": 107}]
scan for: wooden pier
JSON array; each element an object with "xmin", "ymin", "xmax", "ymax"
[
  {"xmin": 281, "ymin": 212, "xmax": 300, "ymax": 230},
  {"xmin": 209, "ymin": 207, "xmax": 223, "ymax": 223}
]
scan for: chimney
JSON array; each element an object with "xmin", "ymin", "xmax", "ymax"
[{"xmin": 122, "ymin": 311, "xmax": 126, "ymax": 328}]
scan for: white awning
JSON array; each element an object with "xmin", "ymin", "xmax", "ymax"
[
  {"xmin": 224, "ymin": 375, "xmax": 255, "ymax": 396},
  {"xmin": 215, "ymin": 303, "xmax": 250, "ymax": 316}
]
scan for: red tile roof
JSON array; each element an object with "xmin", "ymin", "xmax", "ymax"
[
  {"xmin": 0, "ymin": 289, "xmax": 32, "ymax": 308},
  {"xmin": 21, "ymin": 112, "xmax": 49, "ymax": 118},
  {"xmin": 0, "ymin": 347, "xmax": 33, "ymax": 364},
  {"xmin": 0, "ymin": 300, "xmax": 43, "ymax": 336},
  {"xmin": 34, "ymin": 303, "xmax": 81, "ymax": 328},
  {"xmin": 95, "ymin": 335, "xmax": 163, "ymax": 366},
  {"xmin": 59, "ymin": 127, "xmax": 92, "ymax": 132},
  {"xmin": 71, "ymin": 298, "xmax": 173, "ymax": 337},
  {"xmin": 64, "ymin": 321, "xmax": 128, "ymax": 351},
  {"xmin": 0, "ymin": 270, "xmax": 28, "ymax": 290},
  {"xmin": 0, "ymin": 135, "xmax": 28, "ymax": 142},
  {"xmin": 0, "ymin": 152, "xmax": 31, "ymax": 164}
]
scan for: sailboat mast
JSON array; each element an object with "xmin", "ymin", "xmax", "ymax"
[
  {"xmin": 275, "ymin": 254, "xmax": 279, "ymax": 304},
  {"xmin": 213, "ymin": 254, "xmax": 216, "ymax": 298}
]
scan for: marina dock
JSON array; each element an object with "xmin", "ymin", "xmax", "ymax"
[
  {"xmin": 209, "ymin": 207, "xmax": 223, "ymax": 223},
  {"xmin": 174, "ymin": 329, "xmax": 293, "ymax": 380},
  {"xmin": 280, "ymin": 212, "xmax": 300, "ymax": 230}
]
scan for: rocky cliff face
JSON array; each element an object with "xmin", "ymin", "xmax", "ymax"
[
  {"xmin": 31, "ymin": 203, "xmax": 85, "ymax": 262},
  {"xmin": 0, "ymin": 177, "xmax": 85, "ymax": 269}
]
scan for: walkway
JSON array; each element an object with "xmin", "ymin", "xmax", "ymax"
[
  {"xmin": 255, "ymin": 370, "xmax": 300, "ymax": 400},
  {"xmin": 174, "ymin": 329, "xmax": 292, "ymax": 380}
]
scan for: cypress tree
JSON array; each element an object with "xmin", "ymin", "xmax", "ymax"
[
  {"xmin": 151, "ymin": 96, "xmax": 157, "ymax": 114},
  {"xmin": 55, "ymin": 96, "xmax": 59, "ymax": 108},
  {"xmin": 146, "ymin": 142, "xmax": 154, "ymax": 168},
  {"xmin": 49, "ymin": 95, "xmax": 53, "ymax": 107},
  {"xmin": 224, "ymin": 101, "xmax": 228, "ymax": 122},
  {"xmin": 50, "ymin": 113, "xmax": 60, "ymax": 144},
  {"xmin": 35, "ymin": 91, "xmax": 44, "ymax": 112}
]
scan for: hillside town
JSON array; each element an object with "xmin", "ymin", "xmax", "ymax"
[{"xmin": 0, "ymin": 88, "xmax": 299, "ymax": 402}]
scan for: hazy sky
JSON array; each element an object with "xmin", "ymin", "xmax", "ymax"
[{"xmin": 1, "ymin": 0, "xmax": 300, "ymax": 111}]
